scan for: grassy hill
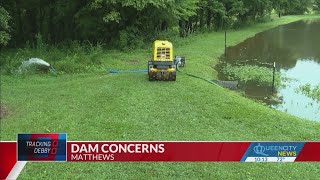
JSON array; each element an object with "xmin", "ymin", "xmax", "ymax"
[{"xmin": 1, "ymin": 15, "xmax": 320, "ymax": 179}]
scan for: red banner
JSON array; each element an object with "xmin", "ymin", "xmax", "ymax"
[
  {"xmin": 2, "ymin": 141, "xmax": 320, "ymax": 179},
  {"xmin": 295, "ymin": 142, "xmax": 320, "ymax": 161},
  {"xmin": 67, "ymin": 142, "xmax": 250, "ymax": 162},
  {"xmin": 0, "ymin": 142, "xmax": 16, "ymax": 179}
]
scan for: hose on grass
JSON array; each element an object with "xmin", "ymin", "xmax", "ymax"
[
  {"xmin": 50, "ymin": 66, "xmax": 58, "ymax": 74},
  {"xmin": 107, "ymin": 68, "xmax": 222, "ymax": 88},
  {"xmin": 108, "ymin": 70, "xmax": 148, "ymax": 74},
  {"xmin": 176, "ymin": 69, "xmax": 223, "ymax": 88}
]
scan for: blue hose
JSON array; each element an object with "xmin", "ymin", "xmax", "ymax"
[
  {"xmin": 50, "ymin": 66, "xmax": 58, "ymax": 74},
  {"xmin": 108, "ymin": 70, "xmax": 148, "ymax": 74}
]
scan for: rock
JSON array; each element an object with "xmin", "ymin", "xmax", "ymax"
[{"xmin": 18, "ymin": 58, "xmax": 51, "ymax": 74}]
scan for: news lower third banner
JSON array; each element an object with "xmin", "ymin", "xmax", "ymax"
[
  {"xmin": 67, "ymin": 142, "xmax": 320, "ymax": 162},
  {"xmin": 1, "ymin": 133, "xmax": 320, "ymax": 179}
]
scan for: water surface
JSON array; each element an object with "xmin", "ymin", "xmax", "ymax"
[{"xmin": 216, "ymin": 19, "xmax": 320, "ymax": 121}]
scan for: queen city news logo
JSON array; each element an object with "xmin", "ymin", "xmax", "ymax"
[{"xmin": 241, "ymin": 142, "xmax": 305, "ymax": 162}]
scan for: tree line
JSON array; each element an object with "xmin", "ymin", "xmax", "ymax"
[{"xmin": 0, "ymin": 0, "xmax": 319, "ymax": 49}]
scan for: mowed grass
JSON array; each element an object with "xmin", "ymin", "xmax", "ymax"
[{"xmin": 1, "ymin": 15, "xmax": 320, "ymax": 179}]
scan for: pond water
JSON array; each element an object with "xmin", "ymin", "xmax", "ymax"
[{"xmin": 216, "ymin": 19, "xmax": 320, "ymax": 121}]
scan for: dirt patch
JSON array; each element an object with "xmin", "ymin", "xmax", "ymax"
[{"xmin": 0, "ymin": 104, "xmax": 9, "ymax": 119}]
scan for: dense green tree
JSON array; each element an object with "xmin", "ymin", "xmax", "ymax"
[
  {"xmin": 271, "ymin": 0, "xmax": 286, "ymax": 17},
  {"xmin": 281, "ymin": 0, "xmax": 313, "ymax": 15},
  {"xmin": 206, "ymin": 0, "xmax": 226, "ymax": 29},
  {"xmin": 314, "ymin": 0, "xmax": 320, "ymax": 13},
  {"xmin": 0, "ymin": 0, "xmax": 317, "ymax": 48},
  {"xmin": 241, "ymin": 0, "xmax": 273, "ymax": 20},
  {"xmin": 0, "ymin": 6, "xmax": 11, "ymax": 46}
]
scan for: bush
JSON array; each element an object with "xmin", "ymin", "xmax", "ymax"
[
  {"xmin": 35, "ymin": 33, "xmax": 47, "ymax": 50},
  {"xmin": 1, "ymin": 42, "xmax": 105, "ymax": 74},
  {"xmin": 222, "ymin": 64, "xmax": 281, "ymax": 86},
  {"xmin": 154, "ymin": 27, "xmax": 181, "ymax": 45},
  {"xmin": 118, "ymin": 27, "xmax": 145, "ymax": 50},
  {"xmin": 297, "ymin": 84, "xmax": 320, "ymax": 102}
]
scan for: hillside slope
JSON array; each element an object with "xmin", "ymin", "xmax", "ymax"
[{"xmin": 1, "ymin": 15, "xmax": 320, "ymax": 179}]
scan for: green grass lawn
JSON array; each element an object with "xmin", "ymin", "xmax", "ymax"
[{"xmin": 1, "ymin": 15, "xmax": 320, "ymax": 179}]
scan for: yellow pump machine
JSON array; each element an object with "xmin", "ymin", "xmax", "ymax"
[{"xmin": 148, "ymin": 40, "xmax": 179, "ymax": 81}]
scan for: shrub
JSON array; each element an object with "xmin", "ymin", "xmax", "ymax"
[
  {"xmin": 222, "ymin": 64, "xmax": 281, "ymax": 86},
  {"xmin": 297, "ymin": 83, "xmax": 320, "ymax": 102}
]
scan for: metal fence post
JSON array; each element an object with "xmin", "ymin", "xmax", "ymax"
[{"xmin": 272, "ymin": 62, "xmax": 276, "ymax": 94}]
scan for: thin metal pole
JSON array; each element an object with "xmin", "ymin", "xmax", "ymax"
[{"xmin": 272, "ymin": 62, "xmax": 276, "ymax": 94}]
